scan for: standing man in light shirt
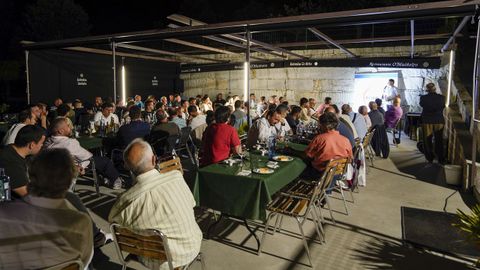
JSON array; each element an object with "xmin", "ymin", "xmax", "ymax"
[
  {"xmin": 109, "ymin": 139, "xmax": 202, "ymax": 269},
  {"xmin": 382, "ymin": 79, "xmax": 400, "ymax": 108}
]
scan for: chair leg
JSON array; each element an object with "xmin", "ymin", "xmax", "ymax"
[
  {"xmin": 185, "ymin": 145, "xmax": 196, "ymax": 167},
  {"xmin": 122, "ymin": 264, "xmax": 127, "ymax": 270},
  {"xmin": 325, "ymin": 196, "xmax": 336, "ymax": 224},
  {"xmin": 272, "ymin": 215, "xmax": 280, "ymax": 235},
  {"xmin": 258, "ymin": 213, "xmax": 274, "ymax": 255},
  {"xmin": 349, "ymin": 188, "xmax": 355, "ymax": 203},
  {"xmin": 92, "ymin": 168, "xmax": 100, "ymax": 196},
  {"xmin": 313, "ymin": 206, "xmax": 326, "ymax": 243},
  {"xmin": 296, "ymin": 217, "xmax": 313, "ymax": 267},
  {"xmin": 339, "ymin": 188, "xmax": 349, "ymax": 215},
  {"xmin": 310, "ymin": 209, "xmax": 324, "ymax": 243}
]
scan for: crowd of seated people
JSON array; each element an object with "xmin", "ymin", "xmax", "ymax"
[{"xmin": 0, "ymin": 89, "xmax": 407, "ymax": 269}]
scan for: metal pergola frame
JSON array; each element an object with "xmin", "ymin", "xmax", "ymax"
[{"xmin": 23, "ymin": 0, "xmax": 480, "ymax": 189}]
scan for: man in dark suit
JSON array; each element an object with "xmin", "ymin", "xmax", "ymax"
[{"xmin": 420, "ymin": 83, "xmax": 446, "ymax": 164}]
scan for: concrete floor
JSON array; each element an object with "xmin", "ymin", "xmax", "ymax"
[{"xmin": 77, "ymin": 135, "xmax": 477, "ymax": 270}]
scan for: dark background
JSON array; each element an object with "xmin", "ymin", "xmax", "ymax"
[
  {"xmin": 0, "ymin": 0, "xmax": 475, "ymax": 111},
  {"xmin": 29, "ymin": 50, "xmax": 178, "ymax": 104}
]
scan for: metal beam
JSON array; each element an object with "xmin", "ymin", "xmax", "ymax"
[
  {"xmin": 164, "ymin": 38, "xmax": 240, "ymax": 55},
  {"xmin": 274, "ymin": 33, "xmax": 453, "ymax": 48},
  {"xmin": 23, "ymin": 0, "xmax": 480, "ymax": 50},
  {"xmin": 116, "ymin": 43, "xmax": 225, "ymax": 63},
  {"xmin": 308, "ymin": 27, "xmax": 356, "ymax": 57},
  {"xmin": 168, "ymin": 23, "xmax": 271, "ymax": 61},
  {"xmin": 20, "ymin": 41, "xmax": 180, "ymax": 62},
  {"xmin": 441, "ymin": 16, "xmax": 471, "ymax": 52},
  {"xmin": 167, "ymin": 14, "xmax": 307, "ymax": 59},
  {"xmin": 410, "ymin": 20, "xmax": 415, "ymax": 58}
]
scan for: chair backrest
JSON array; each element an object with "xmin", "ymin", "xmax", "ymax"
[
  {"xmin": 327, "ymin": 157, "xmax": 350, "ymax": 178},
  {"xmin": 110, "ymin": 223, "xmax": 175, "ymax": 270},
  {"xmin": 178, "ymin": 126, "xmax": 193, "ymax": 146},
  {"xmin": 362, "ymin": 128, "xmax": 375, "ymax": 148},
  {"xmin": 44, "ymin": 259, "xmax": 83, "ymax": 270},
  {"xmin": 158, "ymin": 156, "xmax": 183, "ymax": 174},
  {"xmin": 310, "ymin": 166, "xmax": 337, "ymax": 202}
]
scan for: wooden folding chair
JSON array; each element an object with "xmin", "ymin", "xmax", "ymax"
[
  {"xmin": 110, "ymin": 223, "xmax": 205, "ymax": 270},
  {"xmin": 157, "ymin": 156, "xmax": 183, "ymax": 174},
  {"xmin": 259, "ymin": 166, "xmax": 337, "ymax": 267},
  {"xmin": 362, "ymin": 129, "xmax": 376, "ymax": 169}
]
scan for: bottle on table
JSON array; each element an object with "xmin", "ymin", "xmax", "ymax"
[{"xmin": 0, "ymin": 168, "xmax": 11, "ymax": 202}]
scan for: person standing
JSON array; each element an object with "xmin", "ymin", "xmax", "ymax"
[
  {"xmin": 420, "ymin": 83, "xmax": 445, "ymax": 164},
  {"xmin": 382, "ymin": 79, "xmax": 399, "ymax": 108}
]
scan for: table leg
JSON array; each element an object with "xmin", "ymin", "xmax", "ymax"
[{"xmin": 242, "ymin": 218, "xmax": 261, "ymax": 252}]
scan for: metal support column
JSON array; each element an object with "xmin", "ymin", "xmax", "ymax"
[
  {"xmin": 25, "ymin": 50, "xmax": 30, "ymax": 104},
  {"xmin": 245, "ymin": 28, "xmax": 251, "ymax": 127},
  {"xmin": 446, "ymin": 50, "xmax": 455, "ymax": 106},
  {"xmin": 471, "ymin": 17, "xmax": 480, "ymax": 191},
  {"xmin": 112, "ymin": 41, "xmax": 117, "ymax": 104},
  {"xmin": 410, "ymin": 20, "xmax": 415, "ymax": 58}
]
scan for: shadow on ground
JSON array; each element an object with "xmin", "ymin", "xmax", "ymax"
[{"xmin": 352, "ymin": 238, "xmax": 474, "ymax": 270}]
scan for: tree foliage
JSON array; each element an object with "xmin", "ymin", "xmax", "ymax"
[{"xmin": 21, "ymin": 0, "xmax": 91, "ymax": 42}]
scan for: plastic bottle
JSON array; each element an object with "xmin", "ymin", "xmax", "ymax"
[{"xmin": 0, "ymin": 168, "xmax": 11, "ymax": 201}]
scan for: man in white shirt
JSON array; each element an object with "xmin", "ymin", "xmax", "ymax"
[
  {"xmin": 274, "ymin": 104, "xmax": 292, "ymax": 138},
  {"xmin": 2, "ymin": 110, "xmax": 36, "ymax": 145},
  {"xmin": 44, "ymin": 118, "xmax": 124, "ymax": 189},
  {"xmin": 109, "ymin": 139, "xmax": 202, "ymax": 269},
  {"xmin": 187, "ymin": 105, "xmax": 206, "ymax": 131},
  {"xmin": 382, "ymin": 79, "xmax": 400, "ymax": 107},
  {"xmin": 94, "ymin": 103, "xmax": 119, "ymax": 126},
  {"xmin": 247, "ymin": 110, "xmax": 281, "ymax": 148}
]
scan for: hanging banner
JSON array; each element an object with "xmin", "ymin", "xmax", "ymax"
[{"xmin": 180, "ymin": 57, "xmax": 440, "ymax": 73}]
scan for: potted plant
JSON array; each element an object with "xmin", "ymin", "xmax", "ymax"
[{"xmin": 453, "ymin": 204, "xmax": 480, "ymax": 266}]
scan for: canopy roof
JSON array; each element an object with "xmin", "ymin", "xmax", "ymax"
[{"xmin": 22, "ymin": 0, "xmax": 480, "ymax": 64}]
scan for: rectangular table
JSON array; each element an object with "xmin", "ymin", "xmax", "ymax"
[{"xmin": 194, "ymin": 154, "xmax": 306, "ymax": 221}]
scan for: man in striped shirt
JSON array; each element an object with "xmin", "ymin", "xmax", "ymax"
[{"xmin": 109, "ymin": 139, "xmax": 202, "ymax": 269}]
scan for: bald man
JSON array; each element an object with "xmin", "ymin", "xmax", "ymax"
[
  {"xmin": 109, "ymin": 139, "xmax": 202, "ymax": 269},
  {"xmin": 44, "ymin": 118, "xmax": 124, "ymax": 189}
]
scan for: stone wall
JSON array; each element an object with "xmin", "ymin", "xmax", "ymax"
[{"xmin": 181, "ymin": 45, "xmax": 445, "ymax": 112}]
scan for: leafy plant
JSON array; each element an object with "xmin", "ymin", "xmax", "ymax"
[{"xmin": 453, "ymin": 205, "xmax": 480, "ymax": 245}]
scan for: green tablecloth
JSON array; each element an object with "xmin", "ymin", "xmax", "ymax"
[
  {"xmin": 78, "ymin": 136, "xmax": 103, "ymax": 150},
  {"xmin": 194, "ymin": 154, "xmax": 306, "ymax": 221}
]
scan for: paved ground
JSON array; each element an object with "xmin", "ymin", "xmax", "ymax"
[{"xmin": 76, "ymin": 134, "xmax": 478, "ymax": 270}]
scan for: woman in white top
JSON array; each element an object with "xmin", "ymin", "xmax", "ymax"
[
  {"xmin": 199, "ymin": 95, "xmax": 213, "ymax": 113},
  {"xmin": 359, "ymin": 105, "xmax": 372, "ymax": 130}
]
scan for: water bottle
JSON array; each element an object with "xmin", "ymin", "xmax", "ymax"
[
  {"xmin": 268, "ymin": 135, "xmax": 276, "ymax": 160},
  {"xmin": 0, "ymin": 168, "xmax": 11, "ymax": 201}
]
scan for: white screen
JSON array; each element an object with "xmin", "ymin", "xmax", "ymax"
[{"xmin": 352, "ymin": 72, "xmax": 398, "ymax": 110}]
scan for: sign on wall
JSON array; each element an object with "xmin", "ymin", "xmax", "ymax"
[{"xmin": 76, "ymin": 73, "xmax": 88, "ymax": 86}]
